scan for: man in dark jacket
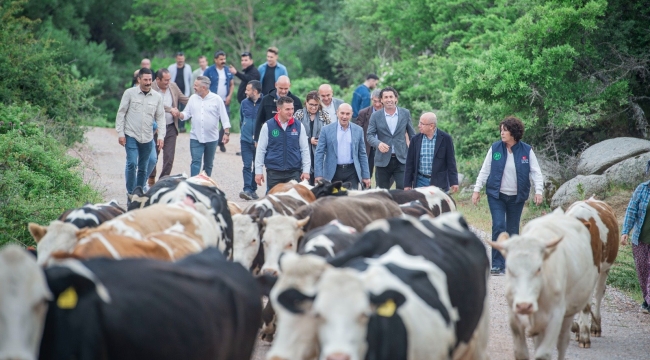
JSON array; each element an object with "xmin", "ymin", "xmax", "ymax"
[
  {"xmin": 229, "ymin": 51, "xmax": 261, "ymax": 104},
  {"xmin": 404, "ymin": 112, "xmax": 459, "ymax": 193},
  {"xmin": 239, "ymin": 80, "xmax": 263, "ymax": 200},
  {"xmin": 253, "ymin": 75, "xmax": 303, "ymax": 142}
]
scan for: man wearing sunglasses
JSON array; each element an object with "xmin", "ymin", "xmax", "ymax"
[{"xmin": 229, "ymin": 51, "xmax": 261, "ymax": 104}]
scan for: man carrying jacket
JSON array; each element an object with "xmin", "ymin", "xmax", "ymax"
[
  {"xmin": 253, "ymin": 75, "xmax": 303, "ymax": 142},
  {"xmin": 239, "ymin": 80, "xmax": 263, "ymax": 200}
]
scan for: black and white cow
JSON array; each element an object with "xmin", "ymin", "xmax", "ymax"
[
  {"xmin": 58, "ymin": 200, "xmax": 126, "ymax": 229},
  {"xmin": 298, "ymin": 220, "xmax": 359, "ymax": 258},
  {"xmin": 0, "ymin": 245, "xmax": 263, "ymax": 360},
  {"xmin": 266, "ymin": 213, "xmax": 490, "ymax": 360},
  {"xmin": 126, "ymin": 176, "xmax": 233, "ymax": 258},
  {"xmin": 398, "ymin": 200, "xmax": 433, "ymax": 218}
]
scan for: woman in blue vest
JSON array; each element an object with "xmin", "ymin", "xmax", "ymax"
[{"xmin": 471, "ymin": 116, "xmax": 544, "ymax": 275}]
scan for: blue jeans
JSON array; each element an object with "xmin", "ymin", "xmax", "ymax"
[
  {"xmin": 241, "ymin": 141, "xmax": 257, "ymax": 193},
  {"xmin": 145, "ymin": 140, "xmax": 157, "ymax": 181},
  {"xmin": 416, "ymin": 174, "xmax": 430, "ymax": 188},
  {"xmin": 125, "ymin": 135, "xmax": 154, "ymax": 194},
  {"xmin": 487, "ymin": 193, "xmax": 526, "ymax": 269},
  {"xmin": 190, "ymin": 139, "xmax": 218, "ymax": 177}
]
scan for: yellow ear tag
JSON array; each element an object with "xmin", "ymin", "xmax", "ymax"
[
  {"xmin": 57, "ymin": 286, "xmax": 78, "ymax": 309},
  {"xmin": 376, "ymin": 298, "xmax": 397, "ymax": 317},
  {"xmin": 341, "ymin": 187, "xmax": 348, "ymax": 191},
  {"xmin": 332, "ymin": 188, "xmax": 338, "ymax": 194}
]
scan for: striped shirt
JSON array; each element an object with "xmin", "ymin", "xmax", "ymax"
[
  {"xmin": 622, "ymin": 181, "xmax": 650, "ymax": 245},
  {"xmin": 418, "ymin": 130, "xmax": 437, "ymax": 176},
  {"xmin": 115, "ymin": 87, "xmax": 166, "ymax": 143}
]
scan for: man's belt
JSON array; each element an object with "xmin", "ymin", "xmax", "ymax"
[
  {"xmin": 418, "ymin": 173, "xmax": 431, "ymax": 178},
  {"xmin": 337, "ymin": 163, "xmax": 354, "ymax": 169}
]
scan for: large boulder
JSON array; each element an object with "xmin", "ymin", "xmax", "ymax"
[
  {"xmin": 532, "ymin": 156, "xmax": 566, "ymax": 201},
  {"xmin": 577, "ymin": 137, "xmax": 650, "ymax": 175},
  {"xmin": 551, "ymin": 175, "xmax": 608, "ymax": 209},
  {"xmin": 604, "ymin": 151, "xmax": 650, "ymax": 187}
]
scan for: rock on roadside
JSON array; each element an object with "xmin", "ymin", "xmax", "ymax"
[
  {"xmin": 551, "ymin": 174, "xmax": 608, "ymax": 209},
  {"xmin": 604, "ymin": 151, "xmax": 650, "ymax": 187},
  {"xmin": 577, "ymin": 137, "xmax": 650, "ymax": 175}
]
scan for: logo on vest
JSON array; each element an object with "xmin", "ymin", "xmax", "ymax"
[
  {"xmin": 271, "ymin": 129, "xmax": 280, "ymax": 137},
  {"xmin": 521, "ymin": 155, "xmax": 529, "ymax": 164},
  {"xmin": 290, "ymin": 128, "xmax": 298, "ymax": 136},
  {"xmin": 493, "ymin": 152, "xmax": 502, "ymax": 161}
]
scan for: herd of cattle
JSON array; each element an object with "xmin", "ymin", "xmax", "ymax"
[{"xmin": 0, "ymin": 171, "xmax": 620, "ymax": 360}]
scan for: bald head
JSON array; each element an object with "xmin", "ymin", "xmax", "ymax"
[
  {"xmin": 421, "ymin": 112, "xmax": 437, "ymax": 125},
  {"xmin": 275, "ymin": 76, "xmax": 291, "ymax": 97},
  {"xmin": 419, "ymin": 112, "xmax": 438, "ymax": 138},
  {"xmin": 338, "ymin": 103, "xmax": 353, "ymax": 128},
  {"xmin": 318, "ymin": 84, "xmax": 334, "ymax": 106}
]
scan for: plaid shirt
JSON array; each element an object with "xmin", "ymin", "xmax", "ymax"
[
  {"xmin": 418, "ymin": 129, "xmax": 437, "ymax": 176},
  {"xmin": 622, "ymin": 180, "xmax": 650, "ymax": 245}
]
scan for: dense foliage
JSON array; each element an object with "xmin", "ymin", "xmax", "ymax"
[{"xmin": 0, "ymin": 105, "xmax": 102, "ymax": 246}]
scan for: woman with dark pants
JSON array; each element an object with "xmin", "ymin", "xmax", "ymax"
[
  {"xmin": 294, "ymin": 91, "xmax": 331, "ymax": 185},
  {"xmin": 621, "ymin": 163, "xmax": 650, "ymax": 313},
  {"xmin": 472, "ymin": 116, "xmax": 544, "ymax": 275}
]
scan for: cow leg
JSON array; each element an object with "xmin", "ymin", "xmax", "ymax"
[
  {"xmin": 532, "ymin": 308, "xmax": 564, "ymax": 360},
  {"xmin": 576, "ymin": 303, "xmax": 591, "ymax": 348},
  {"xmin": 509, "ymin": 312, "xmax": 529, "ymax": 360},
  {"xmin": 261, "ymin": 300, "xmax": 277, "ymax": 342},
  {"xmin": 591, "ymin": 269, "xmax": 609, "ymax": 337},
  {"xmin": 556, "ymin": 315, "xmax": 574, "ymax": 360}
]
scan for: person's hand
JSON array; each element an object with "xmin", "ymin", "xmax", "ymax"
[
  {"xmin": 404, "ymin": 187, "xmax": 412, "ymax": 190},
  {"xmin": 255, "ymin": 174, "xmax": 264, "ymax": 186},
  {"xmin": 254, "ymin": 142, "xmax": 257, "ymax": 148},
  {"xmin": 621, "ymin": 234, "xmax": 629, "ymax": 246},
  {"xmin": 157, "ymin": 139, "xmax": 164, "ymax": 151},
  {"xmin": 378, "ymin": 142, "xmax": 390, "ymax": 153},
  {"xmin": 362, "ymin": 179, "xmax": 371, "ymax": 189},
  {"xmin": 118, "ymin": 137, "xmax": 126, "ymax": 146},
  {"xmin": 311, "ymin": 137, "xmax": 318, "ymax": 146},
  {"xmin": 534, "ymin": 194, "xmax": 543, "ymax": 206},
  {"xmin": 170, "ymin": 108, "xmax": 180, "ymax": 117},
  {"xmin": 222, "ymin": 133, "xmax": 230, "ymax": 144},
  {"xmin": 315, "ymin": 176, "xmax": 323, "ymax": 182},
  {"xmin": 225, "ymin": 95, "xmax": 232, "ymax": 106},
  {"xmin": 450, "ymin": 185, "xmax": 459, "ymax": 194},
  {"xmin": 472, "ymin": 191, "xmax": 480, "ymax": 205},
  {"xmin": 228, "ymin": 65, "xmax": 237, "ymax": 75},
  {"xmin": 300, "ymin": 173, "xmax": 310, "ymax": 181}
]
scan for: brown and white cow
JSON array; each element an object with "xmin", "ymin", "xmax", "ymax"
[
  {"xmin": 566, "ymin": 197, "xmax": 619, "ymax": 341},
  {"xmin": 269, "ymin": 180, "xmax": 316, "ymax": 203},
  {"xmin": 29, "ymin": 202, "xmax": 222, "ymax": 265},
  {"xmin": 492, "ymin": 208, "xmax": 599, "ymax": 359}
]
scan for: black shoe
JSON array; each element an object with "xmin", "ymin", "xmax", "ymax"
[
  {"xmin": 239, "ymin": 191, "xmax": 254, "ymax": 201},
  {"xmin": 251, "ymin": 192, "xmax": 259, "ymax": 200},
  {"xmin": 491, "ymin": 267, "xmax": 505, "ymax": 276},
  {"xmin": 219, "ymin": 143, "xmax": 226, "ymax": 152},
  {"xmin": 642, "ymin": 301, "xmax": 649, "ymax": 314},
  {"xmin": 236, "ymin": 152, "xmax": 241, "ymax": 156},
  {"xmin": 179, "ymin": 128, "xmax": 187, "ymax": 133}
]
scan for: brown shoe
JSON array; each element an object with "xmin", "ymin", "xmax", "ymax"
[{"xmin": 147, "ymin": 177, "xmax": 155, "ymax": 187}]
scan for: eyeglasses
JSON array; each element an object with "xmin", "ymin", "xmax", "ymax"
[
  {"xmin": 306, "ymin": 103, "xmax": 320, "ymax": 107},
  {"xmin": 418, "ymin": 122, "xmax": 434, "ymax": 126}
]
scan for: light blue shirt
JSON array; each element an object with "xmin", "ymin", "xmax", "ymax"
[
  {"xmin": 418, "ymin": 129, "xmax": 437, "ymax": 176},
  {"xmin": 385, "ymin": 110, "xmax": 399, "ymax": 153},
  {"xmin": 336, "ymin": 124, "xmax": 353, "ymax": 164}
]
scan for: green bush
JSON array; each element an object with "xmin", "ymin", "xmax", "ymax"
[{"xmin": 0, "ymin": 105, "xmax": 102, "ymax": 246}]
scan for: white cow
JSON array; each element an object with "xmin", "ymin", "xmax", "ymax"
[
  {"xmin": 492, "ymin": 208, "xmax": 599, "ymax": 360},
  {"xmin": 0, "ymin": 245, "xmax": 51, "ymax": 360}
]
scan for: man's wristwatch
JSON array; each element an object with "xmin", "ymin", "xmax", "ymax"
[{"xmin": 224, "ymin": 132, "xmax": 230, "ymax": 136}]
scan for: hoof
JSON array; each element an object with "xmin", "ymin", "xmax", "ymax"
[
  {"xmin": 570, "ymin": 321, "xmax": 579, "ymax": 333},
  {"xmin": 591, "ymin": 330, "xmax": 602, "ymax": 337},
  {"xmin": 261, "ymin": 332, "xmax": 274, "ymax": 342},
  {"xmin": 578, "ymin": 341, "xmax": 591, "ymax": 349}
]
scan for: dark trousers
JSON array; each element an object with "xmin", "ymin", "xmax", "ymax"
[
  {"xmin": 487, "ymin": 193, "xmax": 525, "ymax": 269},
  {"xmin": 376, "ymin": 156, "xmax": 405, "ymax": 189},
  {"xmin": 149, "ymin": 124, "xmax": 178, "ymax": 180},
  {"xmin": 332, "ymin": 164, "xmax": 359, "ymax": 190},
  {"xmin": 240, "ymin": 141, "xmax": 257, "ymax": 193},
  {"xmin": 368, "ymin": 147, "xmax": 375, "ymax": 179},
  {"xmin": 177, "ymin": 103, "xmax": 187, "ymax": 130},
  {"xmin": 217, "ymin": 105, "xmax": 229, "ymax": 146},
  {"xmin": 266, "ymin": 169, "xmax": 301, "ymax": 192}
]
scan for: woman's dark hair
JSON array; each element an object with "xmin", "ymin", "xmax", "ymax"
[
  {"xmin": 500, "ymin": 116, "xmax": 525, "ymax": 142},
  {"xmin": 305, "ymin": 91, "xmax": 323, "ymax": 112}
]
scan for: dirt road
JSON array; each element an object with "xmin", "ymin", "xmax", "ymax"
[{"xmin": 74, "ymin": 127, "xmax": 650, "ymax": 359}]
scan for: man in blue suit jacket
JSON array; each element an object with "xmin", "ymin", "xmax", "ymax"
[{"xmin": 315, "ymin": 103, "xmax": 371, "ymax": 190}]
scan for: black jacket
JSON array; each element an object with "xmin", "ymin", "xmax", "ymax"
[
  {"xmin": 234, "ymin": 65, "xmax": 261, "ymax": 103},
  {"xmin": 404, "ymin": 130, "xmax": 459, "ymax": 191},
  {"xmin": 253, "ymin": 89, "xmax": 303, "ymax": 141}
]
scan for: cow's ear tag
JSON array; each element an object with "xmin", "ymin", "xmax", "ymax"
[
  {"xmin": 57, "ymin": 286, "xmax": 78, "ymax": 309},
  {"xmin": 332, "ymin": 188, "xmax": 338, "ymax": 194},
  {"xmin": 376, "ymin": 298, "xmax": 396, "ymax": 317}
]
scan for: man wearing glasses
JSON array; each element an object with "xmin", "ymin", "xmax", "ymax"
[
  {"xmin": 404, "ymin": 112, "xmax": 459, "ymax": 193},
  {"xmin": 229, "ymin": 51, "xmax": 261, "ymax": 104}
]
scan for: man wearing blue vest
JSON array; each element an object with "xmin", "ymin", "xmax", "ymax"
[
  {"xmin": 203, "ymin": 50, "xmax": 234, "ymax": 153},
  {"xmin": 239, "ymin": 80, "xmax": 263, "ymax": 201},
  {"xmin": 254, "ymin": 96, "xmax": 311, "ymax": 191}
]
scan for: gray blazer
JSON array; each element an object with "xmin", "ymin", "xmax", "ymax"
[{"xmin": 367, "ymin": 107, "xmax": 416, "ymax": 167}]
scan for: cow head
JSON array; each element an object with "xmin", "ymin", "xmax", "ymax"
[
  {"xmin": 310, "ymin": 179, "xmax": 350, "ymax": 199},
  {"xmin": 312, "ymin": 267, "xmax": 406, "ymax": 360},
  {"xmin": 0, "ymin": 245, "xmax": 52, "ymax": 360},
  {"xmin": 28, "ymin": 221, "xmax": 80, "ymax": 267},
  {"xmin": 232, "ymin": 214, "xmax": 264, "ymax": 272},
  {"xmin": 259, "ymin": 216, "xmax": 310, "ymax": 276},
  {"xmin": 491, "ymin": 232, "xmax": 563, "ymax": 315}
]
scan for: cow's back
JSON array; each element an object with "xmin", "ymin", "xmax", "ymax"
[{"xmin": 566, "ymin": 198, "xmax": 619, "ymax": 268}]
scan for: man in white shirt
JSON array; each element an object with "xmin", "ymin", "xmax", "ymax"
[
  {"xmin": 318, "ymin": 84, "xmax": 344, "ymax": 122},
  {"xmin": 174, "ymin": 76, "xmax": 231, "ymax": 177}
]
